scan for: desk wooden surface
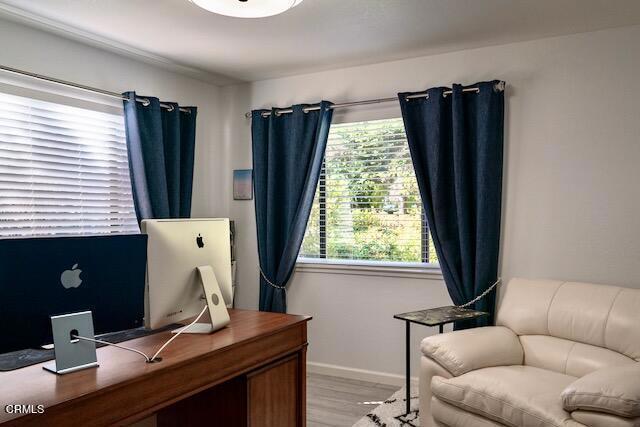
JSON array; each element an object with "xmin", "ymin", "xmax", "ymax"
[{"xmin": 0, "ymin": 309, "xmax": 311, "ymax": 426}]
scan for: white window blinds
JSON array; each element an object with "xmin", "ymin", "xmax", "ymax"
[
  {"xmin": 0, "ymin": 92, "xmax": 139, "ymax": 238},
  {"xmin": 300, "ymin": 118, "xmax": 437, "ymax": 264}
]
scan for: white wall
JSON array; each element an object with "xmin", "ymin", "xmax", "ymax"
[
  {"xmin": 227, "ymin": 24, "xmax": 640, "ymax": 380},
  {"xmin": 0, "ymin": 21, "xmax": 230, "ymax": 427},
  {"xmin": 0, "ymin": 17, "xmax": 228, "ymax": 219},
  {"xmin": 5, "ymin": 15, "xmax": 639, "ymax": 383}
]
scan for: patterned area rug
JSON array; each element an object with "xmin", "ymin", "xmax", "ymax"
[{"xmin": 353, "ymin": 386, "xmax": 420, "ymax": 427}]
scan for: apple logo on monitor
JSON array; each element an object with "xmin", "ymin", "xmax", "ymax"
[
  {"xmin": 196, "ymin": 234, "xmax": 205, "ymax": 248},
  {"xmin": 60, "ymin": 263, "xmax": 82, "ymax": 289}
]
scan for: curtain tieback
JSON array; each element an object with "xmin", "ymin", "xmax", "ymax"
[
  {"xmin": 259, "ymin": 268, "xmax": 287, "ymax": 290},
  {"xmin": 456, "ymin": 278, "xmax": 502, "ymax": 309}
]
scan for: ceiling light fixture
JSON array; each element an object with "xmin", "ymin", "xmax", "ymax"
[{"xmin": 190, "ymin": 0, "xmax": 304, "ymax": 18}]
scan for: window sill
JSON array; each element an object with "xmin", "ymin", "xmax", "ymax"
[{"xmin": 295, "ymin": 258, "xmax": 443, "ymax": 280}]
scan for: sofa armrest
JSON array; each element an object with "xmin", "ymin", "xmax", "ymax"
[
  {"xmin": 562, "ymin": 365, "xmax": 640, "ymax": 418},
  {"xmin": 420, "ymin": 326, "xmax": 523, "ymax": 376}
]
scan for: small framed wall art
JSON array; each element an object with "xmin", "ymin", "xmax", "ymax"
[{"xmin": 233, "ymin": 169, "xmax": 253, "ymax": 200}]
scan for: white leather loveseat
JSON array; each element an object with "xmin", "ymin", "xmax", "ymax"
[{"xmin": 420, "ymin": 278, "xmax": 640, "ymax": 427}]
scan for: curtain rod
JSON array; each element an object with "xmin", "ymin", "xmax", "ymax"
[
  {"xmin": 245, "ymin": 81, "xmax": 505, "ymax": 118},
  {"xmin": 0, "ymin": 64, "xmax": 192, "ymax": 113}
]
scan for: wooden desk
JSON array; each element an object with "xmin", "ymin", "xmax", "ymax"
[{"xmin": 0, "ymin": 309, "xmax": 311, "ymax": 427}]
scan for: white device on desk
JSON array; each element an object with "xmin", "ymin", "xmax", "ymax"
[
  {"xmin": 142, "ymin": 218, "xmax": 233, "ymax": 332},
  {"xmin": 184, "ymin": 265, "xmax": 230, "ymax": 333}
]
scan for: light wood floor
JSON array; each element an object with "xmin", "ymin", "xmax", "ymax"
[{"xmin": 307, "ymin": 373, "xmax": 399, "ymax": 427}]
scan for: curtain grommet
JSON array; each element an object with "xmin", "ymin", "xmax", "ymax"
[
  {"xmin": 140, "ymin": 98, "xmax": 151, "ymax": 107},
  {"xmin": 405, "ymin": 93, "xmax": 428, "ymax": 102},
  {"xmin": 166, "ymin": 105, "xmax": 175, "ymax": 112}
]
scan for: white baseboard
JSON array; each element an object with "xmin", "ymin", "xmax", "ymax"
[{"xmin": 307, "ymin": 361, "xmax": 418, "ymax": 387}]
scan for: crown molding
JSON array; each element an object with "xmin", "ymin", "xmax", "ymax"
[{"xmin": 0, "ymin": 2, "xmax": 241, "ymax": 86}]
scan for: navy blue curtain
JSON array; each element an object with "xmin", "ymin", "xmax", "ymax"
[
  {"xmin": 252, "ymin": 102, "xmax": 333, "ymax": 312},
  {"xmin": 398, "ymin": 81, "xmax": 504, "ymax": 328},
  {"xmin": 122, "ymin": 91, "xmax": 197, "ymax": 222}
]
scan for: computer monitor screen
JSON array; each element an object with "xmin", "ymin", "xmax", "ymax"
[
  {"xmin": 142, "ymin": 218, "xmax": 232, "ymax": 330},
  {"xmin": 0, "ymin": 234, "xmax": 147, "ymax": 354}
]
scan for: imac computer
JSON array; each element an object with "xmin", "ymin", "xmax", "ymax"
[
  {"xmin": 0, "ymin": 234, "xmax": 147, "ymax": 354},
  {"xmin": 142, "ymin": 218, "xmax": 233, "ymax": 331}
]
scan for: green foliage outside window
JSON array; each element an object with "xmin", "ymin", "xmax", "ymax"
[{"xmin": 300, "ymin": 118, "xmax": 438, "ymax": 264}]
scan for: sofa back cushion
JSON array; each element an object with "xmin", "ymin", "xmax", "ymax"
[
  {"xmin": 519, "ymin": 335, "xmax": 636, "ymax": 377},
  {"xmin": 497, "ymin": 278, "xmax": 640, "ymax": 360}
]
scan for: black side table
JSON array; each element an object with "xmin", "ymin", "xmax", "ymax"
[{"xmin": 393, "ymin": 306, "xmax": 488, "ymax": 416}]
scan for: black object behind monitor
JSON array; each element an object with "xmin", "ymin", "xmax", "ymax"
[{"xmin": 0, "ymin": 234, "xmax": 147, "ymax": 354}]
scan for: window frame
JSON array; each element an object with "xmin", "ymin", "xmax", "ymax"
[
  {"xmin": 295, "ymin": 257, "xmax": 443, "ymax": 279},
  {"xmin": 296, "ymin": 116, "xmax": 441, "ymax": 276}
]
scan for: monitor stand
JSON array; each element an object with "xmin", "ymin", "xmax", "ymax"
[{"xmin": 171, "ymin": 265, "xmax": 231, "ymax": 335}]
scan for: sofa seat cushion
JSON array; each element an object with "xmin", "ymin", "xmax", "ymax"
[
  {"xmin": 431, "ymin": 397, "xmax": 508, "ymax": 427},
  {"xmin": 571, "ymin": 410, "xmax": 640, "ymax": 427},
  {"xmin": 431, "ymin": 366, "xmax": 581, "ymax": 427}
]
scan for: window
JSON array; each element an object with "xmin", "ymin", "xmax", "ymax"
[
  {"xmin": 0, "ymin": 92, "xmax": 138, "ymax": 237},
  {"xmin": 300, "ymin": 118, "xmax": 438, "ymax": 265}
]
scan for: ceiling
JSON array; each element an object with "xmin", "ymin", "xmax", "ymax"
[{"xmin": 1, "ymin": 0, "xmax": 640, "ymax": 85}]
